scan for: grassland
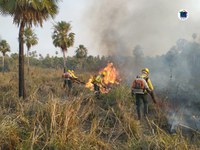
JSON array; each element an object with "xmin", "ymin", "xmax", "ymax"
[{"xmin": 0, "ymin": 67, "xmax": 199, "ymax": 150}]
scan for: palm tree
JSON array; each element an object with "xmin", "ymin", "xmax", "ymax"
[
  {"xmin": 0, "ymin": 40, "xmax": 10, "ymax": 74},
  {"xmin": 52, "ymin": 21, "xmax": 75, "ymax": 73},
  {"xmin": 75, "ymin": 44, "xmax": 87, "ymax": 70},
  {"xmin": 0, "ymin": 0, "xmax": 59, "ymax": 99},
  {"xmin": 76, "ymin": 44, "xmax": 88, "ymax": 58},
  {"xmin": 24, "ymin": 27, "xmax": 38, "ymax": 74}
]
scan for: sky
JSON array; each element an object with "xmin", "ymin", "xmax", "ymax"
[{"xmin": 0, "ymin": 0, "xmax": 200, "ymax": 57}]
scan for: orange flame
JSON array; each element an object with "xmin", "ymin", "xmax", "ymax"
[
  {"xmin": 85, "ymin": 62, "xmax": 120, "ymax": 93},
  {"xmin": 101, "ymin": 62, "xmax": 118, "ymax": 85},
  {"xmin": 85, "ymin": 77, "xmax": 94, "ymax": 91}
]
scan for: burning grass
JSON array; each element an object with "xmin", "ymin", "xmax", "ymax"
[
  {"xmin": 85, "ymin": 62, "xmax": 120, "ymax": 93},
  {"xmin": 0, "ymin": 68, "xmax": 199, "ymax": 149}
]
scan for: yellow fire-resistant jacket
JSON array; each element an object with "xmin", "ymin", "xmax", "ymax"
[
  {"xmin": 68, "ymin": 70, "xmax": 78, "ymax": 79},
  {"xmin": 92, "ymin": 75, "xmax": 105, "ymax": 87},
  {"xmin": 139, "ymin": 73, "xmax": 154, "ymax": 92}
]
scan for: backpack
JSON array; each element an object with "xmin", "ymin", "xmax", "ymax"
[
  {"xmin": 62, "ymin": 72, "xmax": 71, "ymax": 79},
  {"xmin": 132, "ymin": 77, "xmax": 148, "ymax": 94}
]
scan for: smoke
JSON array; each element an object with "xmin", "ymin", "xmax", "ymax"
[
  {"xmin": 150, "ymin": 38, "xmax": 200, "ymax": 131},
  {"xmin": 84, "ymin": 0, "xmax": 200, "ymax": 131},
  {"xmin": 168, "ymin": 109, "xmax": 200, "ymax": 133},
  {"xmin": 85, "ymin": 0, "xmax": 200, "ymax": 56}
]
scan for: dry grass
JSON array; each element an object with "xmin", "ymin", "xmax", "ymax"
[{"xmin": 0, "ymin": 67, "xmax": 199, "ymax": 149}]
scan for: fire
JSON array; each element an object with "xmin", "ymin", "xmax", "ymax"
[
  {"xmin": 85, "ymin": 62, "xmax": 120, "ymax": 93},
  {"xmin": 101, "ymin": 62, "xmax": 118, "ymax": 84},
  {"xmin": 85, "ymin": 77, "xmax": 94, "ymax": 91}
]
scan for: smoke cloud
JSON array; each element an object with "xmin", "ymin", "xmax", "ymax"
[
  {"xmin": 85, "ymin": 0, "xmax": 200, "ymax": 56},
  {"xmin": 83, "ymin": 0, "xmax": 200, "ymax": 131}
]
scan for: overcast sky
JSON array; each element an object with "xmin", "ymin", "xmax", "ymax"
[{"xmin": 0, "ymin": 0, "xmax": 200, "ymax": 57}]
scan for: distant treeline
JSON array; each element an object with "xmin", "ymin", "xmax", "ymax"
[
  {"xmin": 1, "ymin": 38, "xmax": 200, "ymax": 113},
  {"xmin": 0, "ymin": 53, "xmax": 117, "ymax": 72}
]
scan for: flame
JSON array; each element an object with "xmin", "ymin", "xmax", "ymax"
[
  {"xmin": 85, "ymin": 62, "xmax": 120, "ymax": 93},
  {"xmin": 85, "ymin": 77, "xmax": 94, "ymax": 91},
  {"xmin": 101, "ymin": 62, "xmax": 119, "ymax": 85}
]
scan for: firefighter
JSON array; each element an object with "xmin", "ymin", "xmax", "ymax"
[
  {"xmin": 92, "ymin": 71, "xmax": 107, "ymax": 98},
  {"xmin": 62, "ymin": 69, "xmax": 78, "ymax": 93},
  {"xmin": 132, "ymin": 68, "xmax": 156, "ymax": 120}
]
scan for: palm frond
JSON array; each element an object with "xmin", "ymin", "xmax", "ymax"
[
  {"xmin": 24, "ymin": 27, "xmax": 38, "ymax": 50},
  {"xmin": 0, "ymin": 40, "xmax": 11, "ymax": 55},
  {"xmin": 0, "ymin": 0, "xmax": 60, "ymax": 27},
  {"xmin": 52, "ymin": 21, "xmax": 75, "ymax": 52}
]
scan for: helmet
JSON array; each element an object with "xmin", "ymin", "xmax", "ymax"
[
  {"xmin": 141, "ymin": 68, "xmax": 149, "ymax": 74},
  {"xmin": 102, "ymin": 71, "xmax": 107, "ymax": 76}
]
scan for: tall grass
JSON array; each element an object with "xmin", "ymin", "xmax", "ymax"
[{"xmin": 0, "ymin": 68, "xmax": 199, "ymax": 149}]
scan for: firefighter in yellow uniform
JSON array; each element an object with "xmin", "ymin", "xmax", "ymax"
[
  {"xmin": 63, "ymin": 70, "xmax": 78, "ymax": 92},
  {"xmin": 132, "ymin": 68, "xmax": 156, "ymax": 120},
  {"xmin": 92, "ymin": 71, "xmax": 107, "ymax": 98}
]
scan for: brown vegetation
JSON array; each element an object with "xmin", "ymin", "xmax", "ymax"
[{"xmin": 0, "ymin": 68, "xmax": 199, "ymax": 149}]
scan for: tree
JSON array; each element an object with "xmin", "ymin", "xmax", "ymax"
[
  {"xmin": 52, "ymin": 21, "xmax": 75, "ymax": 73},
  {"xmin": 0, "ymin": 40, "xmax": 10, "ymax": 74},
  {"xmin": 76, "ymin": 44, "xmax": 87, "ymax": 59},
  {"xmin": 24, "ymin": 27, "xmax": 38, "ymax": 74},
  {"xmin": 0, "ymin": 0, "xmax": 59, "ymax": 99},
  {"xmin": 75, "ymin": 44, "xmax": 87, "ymax": 70}
]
